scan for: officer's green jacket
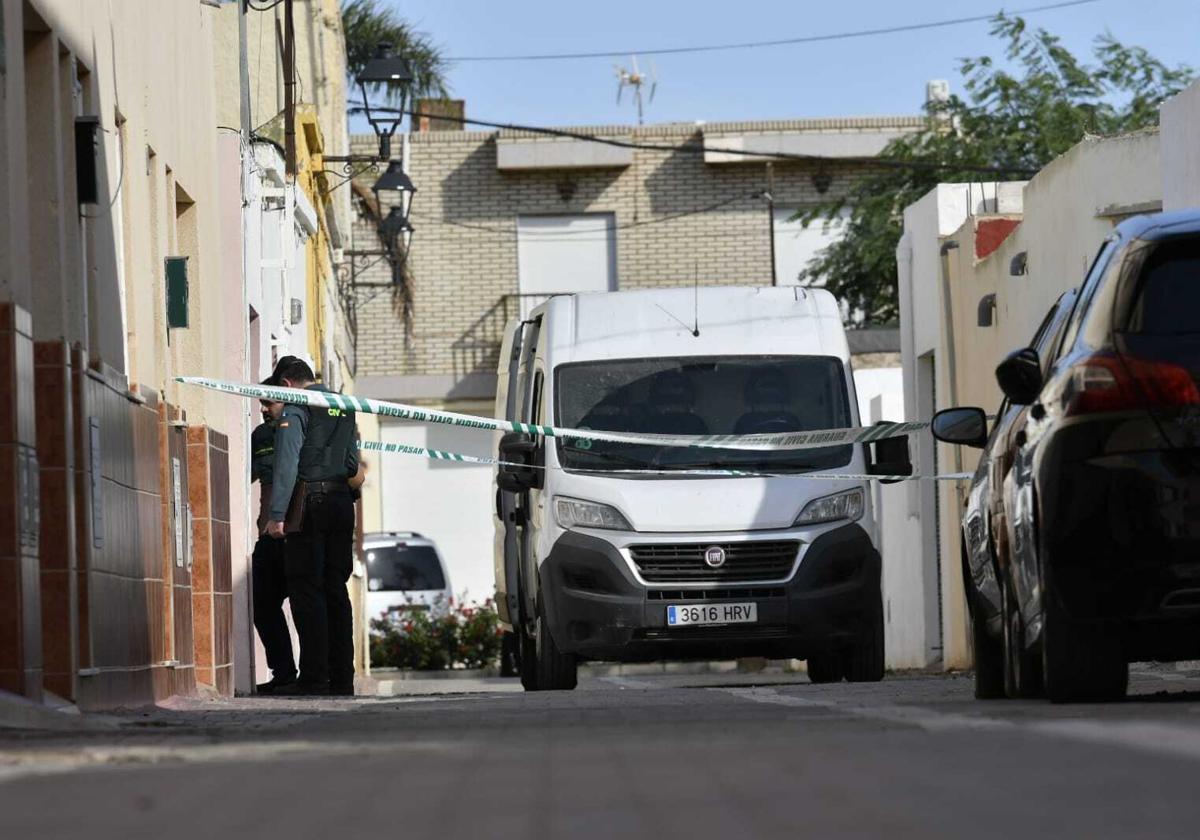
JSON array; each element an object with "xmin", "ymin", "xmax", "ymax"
[
  {"xmin": 250, "ymin": 420, "xmax": 275, "ymax": 485},
  {"xmin": 269, "ymin": 384, "xmax": 358, "ymax": 522}
]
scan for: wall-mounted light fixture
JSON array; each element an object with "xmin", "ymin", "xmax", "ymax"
[
  {"xmin": 977, "ymin": 293, "xmax": 997, "ymax": 327},
  {"xmin": 356, "ymin": 44, "xmax": 413, "ymax": 160},
  {"xmin": 811, "ymin": 170, "xmax": 832, "ymax": 195},
  {"xmin": 1009, "ymin": 251, "xmax": 1028, "ymax": 276}
]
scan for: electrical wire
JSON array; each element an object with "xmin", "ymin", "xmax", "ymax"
[
  {"xmin": 444, "ymin": 0, "xmax": 1101, "ymax": 62},
  {"xmin": 351, "ymin": 101, "xmax": 1039, "ymax": 177},
  {"xmin": 409, "ymin": 192, "xmax": 756, "ymax": 241}
]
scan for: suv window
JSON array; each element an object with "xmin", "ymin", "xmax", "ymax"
[
  {"xmin": 1057, "ymin": 240, "xmax": 1118, "ymax": 357},
  {"xmin": 1126, "ymin": 235, "xmax": 1200, "ymax": 334},
  {"xmin": 366, "ymin": 544, "xmax": 446, "ymax": 591}
]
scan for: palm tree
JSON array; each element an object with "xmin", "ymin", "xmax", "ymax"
[{"xmin": 341, "ymin": 0, "xmax": 449, "ymax": 104}]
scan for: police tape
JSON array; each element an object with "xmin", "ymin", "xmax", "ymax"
[
  {"xmin": 179, "ymin": 376, "xmax": 933, "ymax": 453},
  {"xmin": 357, "ymin": 440, "xmax": 971, "ymax": 482}
]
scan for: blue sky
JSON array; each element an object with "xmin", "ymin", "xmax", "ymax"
[{"xmin": 366, "ymin": 0, "xmax": 1198, "ymax": 128}]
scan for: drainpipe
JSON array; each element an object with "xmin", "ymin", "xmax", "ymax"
[{"xmin": 938, "ymin": 239, "xmax": 962, "ymax": 474}]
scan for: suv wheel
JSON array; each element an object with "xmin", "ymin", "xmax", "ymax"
[
  {"xmin": 1041, "ymin": 565, "xmax": 1127, "ymax": 703},
  {"xmin": 1001, "ymin": 581, "xmax": 1043, "ymax": 699},
  {"xmin": 968, "ymin": 589, "xmax": 1006, "ymax": 699}
]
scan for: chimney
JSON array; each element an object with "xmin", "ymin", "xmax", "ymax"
[{"xmin": 414, "ymin": 99, "xmax": 465, "ymax": 132}]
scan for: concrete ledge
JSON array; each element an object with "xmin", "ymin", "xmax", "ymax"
[
  {"xmin": 702, "ymin": 129, "xmax": 913, "ymax": 164},
  {"xmin": 497, "ymin": 137, "xmax": 633, "ymax": 170}
]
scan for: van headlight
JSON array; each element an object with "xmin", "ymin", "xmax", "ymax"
[
  {"xmin": 794, "ymin": 488, "xmax": 864, "ymax": 526},
  {"xmin": 554, "ymin": 497, "xmax": 632, "ymax": 531}
]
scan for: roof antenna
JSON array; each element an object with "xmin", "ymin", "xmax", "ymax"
[{"xmin": 692, "ymin": 261, "xmax": 700, "ymax": 337}]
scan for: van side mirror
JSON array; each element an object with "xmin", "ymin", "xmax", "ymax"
[
  {"xmin": 868, "ymin": 426, "xmax": 913, "ymax": 484},
  {"xmin": 497, "ymin": 431, "xmax": 542, "ymax": 492},
  {"xmin": 931, "ymin": 407, "xmax": 988, "ymax": 448},
  {"xmin": 995, "ymin": 347, "xmax": 1043, "ymax": 405}
]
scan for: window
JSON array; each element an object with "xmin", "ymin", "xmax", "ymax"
[
  {"xmin": 555, "ymin": 355, "xmax": 853, "ymax": 473},
  {"xmin": 365, "ymin": 545, "xmax": 446, "ymax": 591},
  {"xmin": 1057, "ymin": 240, "xmax": 1117, "ymax": 357},
  {"xmin": 1125, "ymin": 235, "xmax": 1200, "ymax": 335}
]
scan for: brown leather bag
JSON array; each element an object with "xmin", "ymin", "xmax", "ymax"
[{"xmin": 283, "ymin": 480, "xmax": 307, "ymax": 534}]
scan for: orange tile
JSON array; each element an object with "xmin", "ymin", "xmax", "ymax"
[
  {"xmin": 192, "ymin": 592, "xmax": 212, "ymax": 668},
  {"xmin": 191, "ymin": 518, "xmax": 212, "ymax": 594}
]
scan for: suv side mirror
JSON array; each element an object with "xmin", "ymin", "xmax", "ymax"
[
  {"xmin": 931, "ymin": 407, "xmax": 988, "ymax": 448},
  {"xmin": 868, "ymin": 426, "xmax": 913, "ymax": 484},
  {"xmin": 995, "ymin": 347, "xmax": 1043, "ymax": 405},
  {"xmin": 497, "ymin": 431, "xmax": 542, "ymax": 492}
]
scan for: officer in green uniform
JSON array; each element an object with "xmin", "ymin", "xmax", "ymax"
[
  {"xmin": 265, "ymin": 358, "xmax": 359, "ymax": 696},
  {"xmin": 251, "ymin": 391, "xmax": 297, "ymax": 695}
]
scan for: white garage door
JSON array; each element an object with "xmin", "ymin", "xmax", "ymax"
[{"xmin": 517, "ymin": 214, "xmax": 617, "ymax": 316}]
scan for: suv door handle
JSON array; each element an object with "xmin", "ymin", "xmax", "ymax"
[{"xmin": 1015, "ymin": 430, "xmax": 1027, "ymax": 447}]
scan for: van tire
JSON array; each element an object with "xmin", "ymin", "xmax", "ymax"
[
  {"xmin": 518, "ymin": 629, "xmax": 539, "ymax": 691},
  {"xmin": 806, "ymin": 653, "xmax": 843, "ymax": 684},
  {"xmin": 500, "ymin": 631, "xmax": 520, "ymax": 678},
  {"xmin": 843, "ymin": 589, "xmax": 885, "ymax": 683},
  {"xmin": 522, "ymin": 602, "xmax": 577, "ymax": 692}
]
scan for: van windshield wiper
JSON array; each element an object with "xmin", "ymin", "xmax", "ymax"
[{"xmin": 561, "ymin": 444, "xmax": 654, "ymax": 470}]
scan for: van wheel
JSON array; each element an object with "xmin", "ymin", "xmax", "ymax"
[
  {"xmin": 806, "ymin": 653, "xmax": 843, "ymax": 684},
  {"xmin": 500, "ymin": 631, "xmax": 520, "ymax": 678},
  {"xmin": 843, "ymin": 588, "xmax": 885, "ymax": 682},
  {"xmin": 1041, "ymin": 564, "xmax": 1127, "ymax": 703},
  {"xmin": 522, "ymin": 603, "xmax": 577, "ymax": 692},
  {"xmin": 518, "ymin": 629, "xmax": 539, "ymax": 691}
]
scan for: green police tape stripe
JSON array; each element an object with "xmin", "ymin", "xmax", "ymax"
[
  {"xmin": 356, "ymin": 440, "xmax": 970, "ymax": 482},
  {"xmin": 179, "ymin": 376, "xmax": 931, "ymax": 453}
]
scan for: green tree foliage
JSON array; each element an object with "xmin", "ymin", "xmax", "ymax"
[
  {"xmin": 800, "ymin": 14, "xmax": 1193, "ymax": 325},
  {"xmin": 341, "ymin": 0, "xmax": 450, "ymax": 102}
]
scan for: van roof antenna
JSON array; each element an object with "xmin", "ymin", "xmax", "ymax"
[{"xmin": 692, "ymin": 261, "xmax": 700, "ymax": 337}]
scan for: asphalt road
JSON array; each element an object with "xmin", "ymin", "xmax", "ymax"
[{"xmin": 5, "ymin": 666, "xmax": 1200, "ymax": 839}]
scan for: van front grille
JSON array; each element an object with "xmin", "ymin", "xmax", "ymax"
[{"xmin": 629, "ymin": 541, "xmax": 799, "ymax": 583}]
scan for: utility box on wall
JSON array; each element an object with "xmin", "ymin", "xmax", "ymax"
[{"xmin": 165, "ymin": 257, "xmax": 189, "ymax": 329}]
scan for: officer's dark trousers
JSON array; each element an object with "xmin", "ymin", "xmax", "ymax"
[
  {"xmin": 285, "ymin": 490, "xmax": 355, "ymax": 689},
  {"xmin": 252, "ymin": 534, "xmax": 296, "ymax": 683}
]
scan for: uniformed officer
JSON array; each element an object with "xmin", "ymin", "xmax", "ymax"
[
  {"xmin": 265, "ymin": 358, "xmax": 359, "ymax": 696},
  {"xmin": 250, "ymin": 392, "xmax": 297, "ymax": 695}
]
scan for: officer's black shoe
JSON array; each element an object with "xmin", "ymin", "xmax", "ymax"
[
  {"xmin": 329, "ymin": 684, "xmax": 355, "ymax": 697},
  {"xmin": 275, "ymin": 681, "xmax": 330, "ymax": 697},
  {"xmin": 256, "ymin": 676, "xmax": 299, "ymax": 696}
]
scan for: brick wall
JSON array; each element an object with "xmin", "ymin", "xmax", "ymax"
[{"xmin": 351, "ymin": 120, "xmax": 904, "ymax": 390}]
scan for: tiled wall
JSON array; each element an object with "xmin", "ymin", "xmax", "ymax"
[
  {"xmin": 0, "ymin": 304, "xmax": 42, "ymax": 700},
  {"xmin": 188, "ymin": 426, "xmax": 233, "ymax": 696},
  {"xmin": 34, "ymin": 340, "xmax": 77, "ymax": 700}
]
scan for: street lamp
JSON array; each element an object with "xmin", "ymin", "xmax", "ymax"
[{"xmin": 356, "ymin": 43, "xmax": 413, "ymax": 160}]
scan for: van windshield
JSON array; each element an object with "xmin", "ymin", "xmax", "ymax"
[
  {"xmin": 366, "ymin": 545, "xmax": 446, "ymax": 591},
  {"xmin": 555, "ymin": 355, "xmax": 854, "ymax": 473}
]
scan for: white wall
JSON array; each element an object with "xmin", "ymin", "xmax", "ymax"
[
  {"xmin": 1161, "ymin": 80, "xmax": 1200, "ymax": 211},
  {"xmin": 377, "ymin": 420, "xmax": 497, "ymax": 603},
  {"xmin": 852, "ymin": 365, "xmax": 925, "ymax": 669}
]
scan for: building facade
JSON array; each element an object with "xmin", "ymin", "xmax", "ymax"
[
  {"xmin": 350, "ymin": 114, "xmax": 921, "ymax": 604},
  {"xmin": 0, "ymin": 0, "xmax": 363, "ymax": 707}
]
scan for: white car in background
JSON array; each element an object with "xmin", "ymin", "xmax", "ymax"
[{"xmin": 364, "ymin": 532, "xmax": 453, "ymax": 621}]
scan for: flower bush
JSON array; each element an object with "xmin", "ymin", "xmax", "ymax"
[{"xmin": 370, "ymin": 598, "xmax": 503, "ymax": 671}]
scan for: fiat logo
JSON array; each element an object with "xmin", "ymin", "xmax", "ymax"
[{"xmin": 704, "ymin": 546, "xmax": 726, "ymax": 568}]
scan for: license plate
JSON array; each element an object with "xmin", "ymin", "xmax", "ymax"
[{"xmin": 666, "ymin": 603, "xmax": 757, "ymax": 627}]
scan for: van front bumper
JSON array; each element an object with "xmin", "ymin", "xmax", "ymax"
[{"xmin": 538, "ymin": 523, "xmax": 880, "ymax": 662}]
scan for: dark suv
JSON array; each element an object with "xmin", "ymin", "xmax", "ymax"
[{"xmin": 934, "ymin": 211, "xmax": 1200, "ymax": 703}]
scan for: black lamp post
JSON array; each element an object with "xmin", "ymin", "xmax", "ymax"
[{"xmin": 356, "ymin": 43, "xmax": 413, "ymax": 160}]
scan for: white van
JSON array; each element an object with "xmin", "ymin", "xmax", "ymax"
[
  {"xmin": 364, "ymin": 532, "xmax": 454, "ymax": 622},
  {"xmin": 492, "ymin": 287, "xmax": 909, "ymax": 691}
]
